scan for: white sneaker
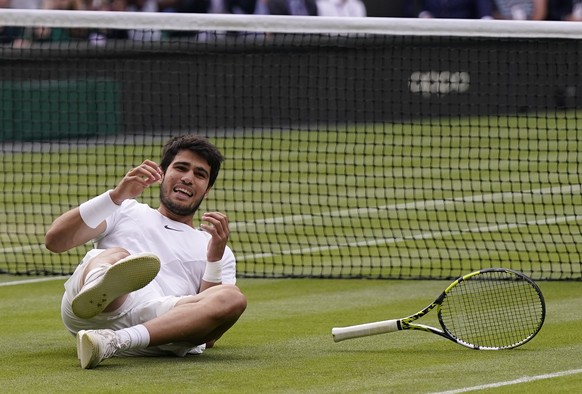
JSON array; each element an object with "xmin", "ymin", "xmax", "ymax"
[
  {"xmin": 77, "ymin": 329, "xmax": 126, "ymax": 369},
  {"xmin": 72, "ymin": 253, "xmax": 160, "ymax": 319}
]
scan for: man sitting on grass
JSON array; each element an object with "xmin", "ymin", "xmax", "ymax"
[{"xmin": 45, "ymin": 134, "xmax": 247, "ymax": 369}]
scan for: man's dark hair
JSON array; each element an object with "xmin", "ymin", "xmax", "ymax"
[{"xmin": 160, "ymin": 135, "xmax": 225, "ymax": 188}]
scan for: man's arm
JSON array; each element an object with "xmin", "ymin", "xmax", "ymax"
[
  {"xmin": 45, "ymin": 205, "xmax": 107, "ymax": 253},
  {"xmin": 45, "ymin": 160, "xmax": 163, "ymax": 253}
]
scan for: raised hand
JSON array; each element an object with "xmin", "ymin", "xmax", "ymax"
[
  {"xmin": 110, "ymin": 160, "xmax": 164, "ymax": 204},
  {"xmin": 200, "ymin": 211, "xmax": 230, "ymax": 262}
]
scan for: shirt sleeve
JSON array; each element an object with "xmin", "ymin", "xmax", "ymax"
[{"xmin": 220, "ymin": 246, "xmax": 237, "ymax": 284}]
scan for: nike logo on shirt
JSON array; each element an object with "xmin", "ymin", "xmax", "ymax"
[{"xmin": 164, "ymin": 224, "xmax": 184, "ymax": 232}]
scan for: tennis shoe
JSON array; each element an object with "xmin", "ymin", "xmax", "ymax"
[
  {"xmin": 72, "ymin": 253, "xmax": 160, "ymax": 319},
  {"xmin": 77, "ymin": 329, "xmax": 126, "ymax": 369}
]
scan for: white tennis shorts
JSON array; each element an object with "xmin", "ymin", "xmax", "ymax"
[{"xmin": 61, "ymin": 249, "xmax": 204, "ymax": 356}]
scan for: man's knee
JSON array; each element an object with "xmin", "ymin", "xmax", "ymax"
[
  {"xmin": 82, "ymin": 247, "xmax": 130, "ymax": 282},
  {"xmin": 214, "ymin": 285, "xmax": 247, "ymax": 318},
  {"xmin": 99, "ymin": 247, "xmax": 131, "ymax": 262},
  {"xmin": 227, "ymin": 286, "xmax": 247, "ymax": 317},
  {"xmin": 200, "ymin": 285, "xmax": 247, "ymax": 319}
]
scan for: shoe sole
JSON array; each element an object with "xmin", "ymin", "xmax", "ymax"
[
  {"xmin": 77, "ymin": 330, "xmax": 99, "ymax": 369},
  {"xmin": 72, "ymin": 253, "xmax": 160, "ymax": 319}
]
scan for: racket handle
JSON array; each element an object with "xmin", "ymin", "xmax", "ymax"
[{"xmin": 332, "ymin": 319, "xmax": 400, "ymax": 342}]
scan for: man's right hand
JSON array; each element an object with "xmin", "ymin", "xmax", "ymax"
[{"xmin": 110, "ymin": 160, "xmax": 163, "ymax": 204}]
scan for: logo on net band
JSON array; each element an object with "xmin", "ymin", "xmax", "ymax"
[{"xmin": 409, "ymin": 70, "xmax": 470, "ymax": 97}]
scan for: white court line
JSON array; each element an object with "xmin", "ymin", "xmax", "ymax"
[
  {"xmin": 3, "ymin": 184, "xmax": 582, "ymax": 281},
  {"xmin": 237, "ymin": 213, "xmax": 582, "ymax": 260},
  {"xmin": 1, "ymin": 244, "xmax": 47, "ymax": 254},
  {"xmin": 231, "ymin": 184, "xmax": 582, "ymax": 229},
  {"xmin": 231, "ymin": 183, "xmax": 582, "ymax": 259},
  {"xmin": 0, "ymin": 276, "xmax": 69, "ymax": 287},
  {"xmin": 431, "ymin": 368, "xmax": 582, "ymax": 394},
  {"xmin": 3, "ymin": 212, "xmax": 576, "ymax": 284}
]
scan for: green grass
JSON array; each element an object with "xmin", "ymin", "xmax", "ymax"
[
  {"xmin": 3, "ymin": 113, "xmax": 582, "ymax": 279},
  {"xmin": 1, "ymin": 115, "xmax": 581, "ymax": 389},
  {"xmin": 0, "ymin": 277, "xmax": 580, "ymax": 393}
]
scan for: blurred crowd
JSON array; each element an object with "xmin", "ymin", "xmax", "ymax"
[
  {"xmin": 0, "ymin": 0, "xmax": 367, "ymax": 16},
  {"xmin": 404, "ymin": 0, "xmax": 581, "ymax": 21},
  {"xmin": 2, "ymin": 0, "xmax": 580, "ymax": 20},
  {"xmin": 1, "ymin": 0, "xmax": 581, "ymax": 47},
  {"xmin": 0, "ymin": 0, "xmax": 368, "ymax": 47}
]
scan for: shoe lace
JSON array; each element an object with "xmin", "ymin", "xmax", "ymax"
[{"xmin": 96, "ymin": 330, "xmax": 127, "ymax": 359}]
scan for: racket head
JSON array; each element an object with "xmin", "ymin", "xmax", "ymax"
[{"xmin": 437, "ymin": 268, "xmax": 546, "ymax": 350}]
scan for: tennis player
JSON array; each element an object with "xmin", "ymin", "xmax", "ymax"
[{"xmin": 45, "ymin": 134, "xmax": 247, "ymax": 369}]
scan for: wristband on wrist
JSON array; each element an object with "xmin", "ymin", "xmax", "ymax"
[
  {"xmin": 202, "ymin": 262, "xmax": 222, "ymax": 283},
  {"xmin": 79, "ymin": 190, "xmax": 120, "ymax": 228}
]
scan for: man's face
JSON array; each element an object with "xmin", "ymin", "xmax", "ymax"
[{"xmin": 158, "ymin": 150, "xmax": 212, "ymax": 222}]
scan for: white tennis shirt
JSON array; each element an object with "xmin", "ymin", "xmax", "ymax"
[{"xmin": 95, "ymin": 199, "xmax": 237, "ymax": 299}]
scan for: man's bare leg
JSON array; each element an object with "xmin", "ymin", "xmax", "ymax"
[
  {"xmin": 72, "ymin": 248, "xmax": 160, "ymax": 318},
  {"xmin": 76, "ymin": 285, "xmax": 246, "ymax": 369},
  {"xmin": 145, "ymin": 285, "xmax": 247, "ymax": 347}
]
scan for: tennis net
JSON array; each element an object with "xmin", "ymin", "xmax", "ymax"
[{"xmin": 1, "ymin": 10, "xmax": 581, "ymax": 280}]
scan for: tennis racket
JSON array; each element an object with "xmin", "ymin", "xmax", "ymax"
[{"xmin": 332, "ymin": 268, "xmax": 545, "ymax": 350}]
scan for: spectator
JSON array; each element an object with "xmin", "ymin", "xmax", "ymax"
[
  {"xmin": 316, "ymin": 0, "xmax": 366, "ymax": 17},
  {"xmin": 207, "ymin": 0, "xmax": 259, "ymax": 13},
  {"xmin": 547, "ymin": 0, "xmax": 582, "ymax": 20},
  {"xmin": 403, "ymin": 0, "xmax": 493, "ymax": 19},
  {"xmin": 207, "ymin": 0, "xmax": 225, "ymax": 12},
  {"xmin": 225, "ymin": 0, "xmax": 257, "ymax": 13},
  {"xmin": 1, "ymin": 0, "xmax": 28, "ymax": 47},
  {"xmin": 89, "ymin": 0, "xmax": 129, "ymax": 43},
  {"xmin": 90, "ymin": 1, "xmax": 178, "ymax": 42},
  {"xmin": 492, "ymin": 0, "xmax": 548, "ymax": 19},
  {"xmin": 157, "ymin": 0, "xmax": 180, "ymax": 11},
  {"xmin": 89, "ymin": 0, "xmax": 127, "ymax": 11},
  {"xmin": 32, "ymin": 0, "xmax": 88, "ymax": 42},
  {"xmin": 156, "ymin": 0, "xmax": 210, "ymax": 41},
  {"xmin": 9, "ymin": 0, "xmax": 42, "ymax": 8},
  {"xmin": 125, "ymin": 0, "xmax": 162, "ymax": 41},
  {"xmin": 0, "ymin": 24, "xmax": 24, "ymax": 46},
  {"xmin": 266, "ymin": 0, "xmax": 318, "ymax": 15},
  {"xmin": 162, "ymin": 0, "xmax": 210, "ymax": 13}
]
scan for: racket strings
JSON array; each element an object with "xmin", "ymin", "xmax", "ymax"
[{"xmin": 439, "ymin": 271, "xmax": 544, "ymax": 349}]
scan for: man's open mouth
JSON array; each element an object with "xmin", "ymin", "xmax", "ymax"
[{"xmin": 173, "ymin": 186, "xmax": 193, "ymax": 197}]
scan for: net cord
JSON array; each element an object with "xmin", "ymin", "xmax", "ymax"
[{"xmin": 1, "ymin": 9, "xmax": 582, "ymax": 39}]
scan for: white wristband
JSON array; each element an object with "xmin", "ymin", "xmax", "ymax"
[
  {"xmin": 203, "ymin": 262, "xmax": 222, "ymax": 283},
  {"xmin": 79, "ymin": 190, "xmax": 120, "ymax": 228}
]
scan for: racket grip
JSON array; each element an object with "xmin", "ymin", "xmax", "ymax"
[{"xmin": 332, "ymin": 319, "xmax": 400, "ymax": 342}]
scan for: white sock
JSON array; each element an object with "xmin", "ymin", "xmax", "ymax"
[{"xmin": 115, "ymin": 324, "xmax": 150, "ymax": 350}]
